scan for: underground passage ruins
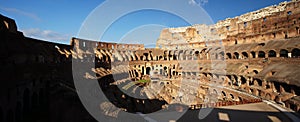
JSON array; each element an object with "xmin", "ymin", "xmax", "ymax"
[{"xmin": 1, "ymin": 0, "xmax": 300, "ymax": 121}]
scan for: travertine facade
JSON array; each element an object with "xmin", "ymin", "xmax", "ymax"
[
  {"xmin": 1, "ymin": 0, "xmax": 300, "ymax": 121},
  {"xmin": 62, "ymin": 0, "xmax": 300, "ymax": 113}
]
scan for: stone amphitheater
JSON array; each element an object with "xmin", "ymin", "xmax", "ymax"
[{"xmin": 1, "ymin": 0, "xmax": 300, "ymax": 122}]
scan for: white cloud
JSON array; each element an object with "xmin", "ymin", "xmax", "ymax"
[
  {"xmin": 0, "ymin": 7, "xmax": 41, "ymax": 21},
  {"xmin": 21, "ymin": 28, "xmax": 70, "ymax": 43},
  {"xmin": 188, "ymin": 0, "xmax": 208, "ymax": 6}
]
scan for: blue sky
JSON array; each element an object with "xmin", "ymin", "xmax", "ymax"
[{"xmin": 0, "ymin": 0, "xmax": 286, "ymax": 46}]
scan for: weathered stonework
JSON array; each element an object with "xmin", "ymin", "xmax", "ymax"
[{"xmin": 1, "ymin": 0, "xmax": 300, "ymax": 121}]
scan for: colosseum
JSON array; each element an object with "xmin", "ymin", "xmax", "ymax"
[{"xmin": 1, "ymin": 0, "xmax": 300, "ymax": 122}]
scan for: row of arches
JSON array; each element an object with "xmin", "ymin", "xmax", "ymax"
[
  {"xmin": 226, "ymin": 48, "xmax": 300, "ymax": 59},
  {"xmin": 131, "ymin": 48, "xmax": 300, "ymax": 62},
  {"xmin": 77, "ymin": 47, "xmax": 300, "ymax": 63}
]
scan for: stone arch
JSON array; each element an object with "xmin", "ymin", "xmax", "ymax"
[
  {"xmin": 169, "ymin": 50, "xmax": 174, "ymax": 60},
  {"xmin": 194, "ymin": 50, "xmax": 200, "ymax": 60},
  {"xmin": 178, "ymin": 50, "xmax": 184, "ymax": 60},
  {"xmin": 173, "ymin": 50, "xmax": 178, "ymax": 60},
  {"xmin": 268, "ymin": 50, "xmax": 276, "ymax": 57},
  {"xmin": 226, "ymin": 53, "xmax": 232, "ymax": 59},
  {"xmin": 238, "ymin": 96, "xmax": 243, "ymax": 101},
  {"xmin": 163, "ymin": 50, "xmax": 168, "ymax": 60},
  {"xmin": 140, "ymin": 55, "xmax": 144, "ymax": 61},
  {"xmin": 254, "ymin": 78, "xmax": 263, "ymax": 86},
  {"xmin": 213, "ymin": 89, "xmax": 218, "ymax": 95},
  {"xmin": 105, "ymin": 50, "xmax": 112, "ymax": 62},
  {"xmin": 143, "ymin": 53, "xmax": 149, "ymax": 61},
  {"xmin": 134, "ymin": 52, "xmax": 139, "ymax": 61},
  {"xmin": 250, "ymin": 51, "xmax": 256, "ymax": 58},
  {"xmin": 229, "ymin": 94, "xmax": 235, "ymax": 100},
  {"xmin": 146, "ymin": 67, "xmax": 151, "ymax": 75},
  {"xmin": 134, "ymin": 70, "xmax": 139, "ymax": 77},
  {"xmin": 207, "ymin": 73, "xmax": 213, "ymax": 79},
  {"xmin": 242, "ymin": 52, "xmax": 248, "ymax": 59},
  {"xmin": 124, "ymin": 51, "xmax": 131, "ymax": 61},
  {"xmin": 232, "ymin": 75, "xmax": 238, "ymax": 86},
  {"xmin": 240, "ymin": 76, "xmax": 247, "ymax": 84},
  {"xmin": 258, "ymin": 51, "xmax": 265, "ymax": 58},
  {"xmin": 130, "ymin": 55, "xmax": 134, "ymax": 61},
  {"xmin": 183, "ymin": 50, "xmax": 190, "ymax": 60},
  {"xmin": 218, "ymin": 51, "xmax": 225, "ymax": 60},
  {"xmin": 225, "ymin": 75, "xmax": 232, "ymax": 86},
  {"xmin": 292, "ymin": 48, "xmax": 300, "ymax": 58},
  {"xmin": 149, "ymin": 51, "xmax": 153, "ymax": 60},
  {"xmin": 233, "ymin": 52, "xmax": 239, "ymax": 59},
  {"xmin": 158, "ymin": 55, "xmax": 163, "ymax": 60},
  {"xmin": 222, "ymin": 91, "xmax": 227, "ymax": 97},
  {"xmin": 253, "ymin": 70, "xmax": 258, "ymax": 74},
  {"xmin": 199, "ymin": 48, "xmax": 207, "ymax": 59},
  {"xmin": 280, "ymin": 49, "xmax": 289, "ymax": 58}
]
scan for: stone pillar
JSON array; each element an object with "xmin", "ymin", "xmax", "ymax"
[{"xmin": 262, "ymin": 79, "xmax": 267, "ymax": 89}]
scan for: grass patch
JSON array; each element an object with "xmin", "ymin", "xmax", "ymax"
[{"xmin": 137, "ymin": 79, "xmax": 150, "ymax": 83}]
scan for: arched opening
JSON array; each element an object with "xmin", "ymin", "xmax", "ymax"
[
  {"xmin": 230, "ymin": 94, "xmax": 234, "ymax": 100},
  {"xmin": 253, "ymin": 70, "xmax": 258, "ymax": 74},
  {"xmin": 241, "ymin": 76, "xmax": 247, "ymax": 84},
  {"xmin": 141, "ymin": 67, "xmax": 145, "ymax": 75},
  {"xmin": 242, "ymin": 52, "xmax": 248, "ymax": 59},
  {"xmin": 292, "ymin": 48, "xmax": 300, "ymax": 58},
  {"xmin": 195, "ymin": 51, "xmax": 199, "ymax": 60},
  {"xmin": 258, "ymin": 51, "xmax": 265, "ymax": 58},
  {"xmin": 255, "ymin": 79, "xmax": 263, "ymax": 86},
  {"xmin": 159, "ymin": 56, "xmax": 163, "ymax": 60},
  {"xmin": 221, "ymin": 91, "xmax": 227, "ymax": 100},
  {"xmin": 134, "ymin": 54, "xmax": 139, "ymax": 61},
  {"xmin": 238, "ymin": 97, "xmax": 243, "ymax": 102},
  {"xmin": 233, "ymin": 52, "xmax": 239, "ymax": 59},
  {"xmin": 168, "ymin": 51, "xmax": 173, "ymax": 60},
  {"xmin": 250, "ymin": 51, "xmax": 256, "ymax": 58},
  {"xmin": 268, "ymin": 50, "xmax": 276, "ymax": 57},
  {"xmin": 232, "ymin": 75, "xmax": 239, "ymax": 86},
  {"xmin": 135, "ymin": 70, "xmax": 139, "ymax": 77},
  {"xmin": 222, "ymin": 91, "xmax": 226, "ymax": 97},
  {"xmin": 102, "ymin": 54, "xmax": 107, "ymax": 62},
  {"xmin": 130, "ymin": 56, "xmax": 134, "ymax": 61},
  {"xmin": 213, "ymin": 89, "xmax": 218, "ymax": 95},
  {"xmin": 219, "ymin": 51, "xmax": 225, "ymax": 60},
  {"xmin": 163, "ymin": 51, "xmax": 168, "ymax": 60},
  {"xmin": 178, "ymin": 50, "xmax": 184, "ymax": 60},
  {"xmin": 146, "ymin": 67, "xmax": 151, "ymax": 75},
  {"xmin": 280, "ymin": 49, "xmax": 289, "ymax": 58},
  {"xmin": 149, "ymin": 51, "xmax": 153, "ymax": 60},
  {"xmin": 226, "ymin": 53, "xmax": 232, "ymax": 59},
  {"xmin": 173, "ymin": 55, "xmax": 177, "ymax": 60}
]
